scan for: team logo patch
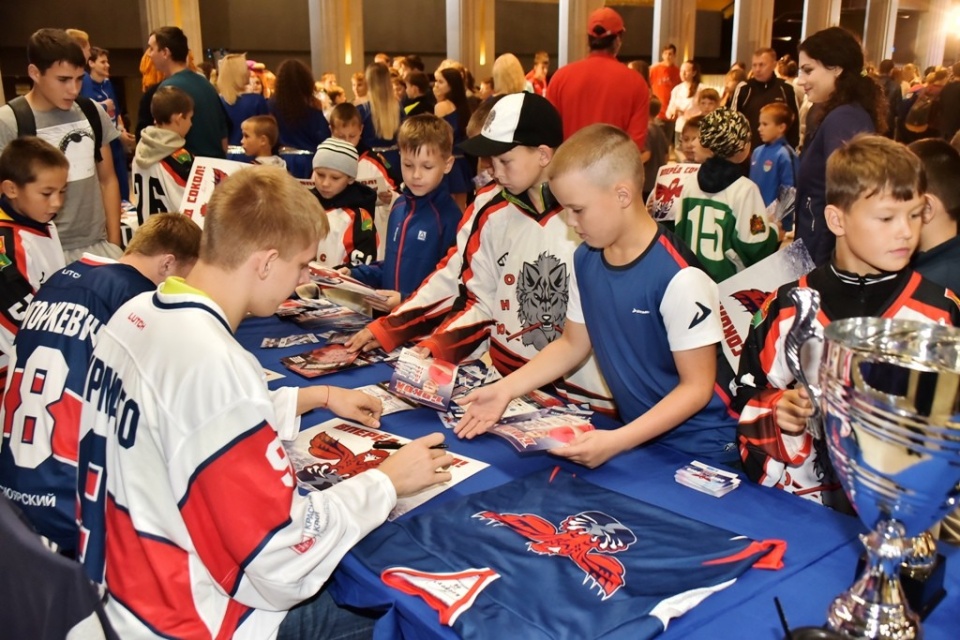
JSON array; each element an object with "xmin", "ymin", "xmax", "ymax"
[
  {"xmin": 295, "ymin": 432, "xmax": 389, "ymax": 489},
  {"xmin": 513, "ymin": 252, "xmax": 568, "ymax": 350},
  {"xmin": 731, "ymin": 288, "xmax": 769, "ymax": 316},
  {"xmin": 763, "ymin": 159, "xmax": 773, "ymax": 173},
  {"xmin": 473, "ymin": 510, "xmax": 636, "ymax": 600},
  {"xmin": 0, "ymin": 236, "xmax": 9, "ymax": 270},
  {"xmin": 752, "ymin": 293, "xmax": 777, "ymax": 327},
  {"xmin": 172, "ymin": 148, "xmax": 192, "ymax": 164},
  {"xmin": 418, "ymin": 230, "xmax": 428, "ymax": 241},
  {"xmin": 749, "ymin": 214, "xmax": 765, "ymax": 235},
  {"xmin": 650, "ymin": 178, "xmax": 683, "ymax": 221},
  {"xmin": 361, "ymin": 210, "xmax": 374, "ymax": 231}
]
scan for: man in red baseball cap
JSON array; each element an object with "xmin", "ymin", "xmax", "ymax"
[{"xmin": 547, "ymin": 6, "xmax": 649, "ymax": 150}]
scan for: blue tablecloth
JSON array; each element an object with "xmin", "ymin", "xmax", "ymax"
[{"xmin": 237, "ymin": 314, "xmax": 959, "ymax": 639}]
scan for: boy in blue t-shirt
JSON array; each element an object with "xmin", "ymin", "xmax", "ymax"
[
  {"xmin": 456, "ymin": 124, "xmax": 737, "ymax": 467},
  {"xmin": 749, "ymin": 102, "xmax": 798, "ymax": 228},
  {"xmin": 349, "ymin": 115, "xmax": 460, "ymax": 312}
]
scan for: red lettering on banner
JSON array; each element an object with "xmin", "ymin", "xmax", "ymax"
[{"xmin": 720, "ymin": 304, "xmax": 743, "ymax": 357}]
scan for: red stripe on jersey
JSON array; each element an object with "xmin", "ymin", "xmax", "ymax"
[
  {"xmin": 883, "ymin": 271, "xmax": 921, "ymax": 317},
  {"xmin": 2, "ymin": 369, "xmax": 23, "ymax": 437},
  {"xmin": 105, "ymin": 497, "xmax": 209, "ymax": 639},
  {"xmin": 179, "ymin": 422, "xmax": 295, "ymax": 596},
  {"xmin": 489, "ymin": 340, "xmax": 528, "ymax": 373},
  {"xmin": 658, "ymin": 234, "xmax": 690, "ymax": 269},
  {"xmin": 342, "ymin": 210, "xmax": 357, "ymax": 261},
  {"xmin": 50, "ymin": 390, "xmax": 82, "ymax": 464},
  {"xmin": 214, "ymin": 599, "xmax": 251, "ymax": 640},
  {"xmin": 460, "ymin": 200, "xmax": 509, "ymax": 288},
  {"xmin": 759, "ymin": 307, "xmax": 794, "ymax": 375},
  {"xmin": 161, "ymin": 160, "xmax": 189, "ymax": 187},
  {"xmin": 903, "ymin": 298, "xmax": 952, "ymax": 323}
]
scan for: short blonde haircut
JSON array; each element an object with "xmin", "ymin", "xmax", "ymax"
[
  {"xmin": 549, "ymin": 124, "xmax": 644, "ymax": 193},
  {"xmin": 398, "ymin": 114, "xmax": 453, "ymax": 158},
  {"xmin": 125, "ymin": 213, "xmax": 202, "ymax": 264},
  {"xmin": 217, "ymin": 53, "xmax": 249, "ymax": 105},
  {"xmin": 201, "ymin": 166, "xmax": 326, "ymax": 269},
  {"xmin": 492, "ymin": 54, "xmax": 526, "ymax": 95},
  {"xmin": 827, "ymin": 134, "xmax": 924, "ymax": 212},
  {"xmin": 243, "ymin": 115, "xmax": 279, "ymax": 148}
]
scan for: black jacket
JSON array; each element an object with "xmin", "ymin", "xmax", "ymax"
[{"xmin": 731, "ymin": 77, "xmax": 801, "ymax": 150}]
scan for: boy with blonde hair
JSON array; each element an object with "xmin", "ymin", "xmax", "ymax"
[
  {"xmin": 0, "ymin": 213, "xmax": 201, "ymax": 554},
  {"xmin": 734, "ymin": 135, "xmax": 960, "ymax": 509},
  {"xmin": 458, "ymin": 124, "xmax": 736, "ymax": 466},
  {"xmin": 349, "ymin": 114, "xmax": 459, "ymax": 311},
  {"xmin": 132, "ymin": 85, "xmax": 195, "ymax": 225},
  {"xmin": 241, "ymin": 114, "xmax": 286, "ymax": 169},
  {"xmin": 0, "ymin": 137, "xmax": 68, "ymax": 387},
  {"xmin": 76, "ymin": 166, "xmax": 451, "ymax": 638}
]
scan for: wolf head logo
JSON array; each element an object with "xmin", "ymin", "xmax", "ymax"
[{"xmin": 514, "ymin": 252, "xmax": 568, "ymax": 350}]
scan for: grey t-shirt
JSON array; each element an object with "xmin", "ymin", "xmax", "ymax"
[{"xmin": 0, "ymin": 100, "xmax": 120, "ymax": 251}]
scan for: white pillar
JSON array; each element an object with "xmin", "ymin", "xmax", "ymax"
[
  {"xmin": 731, "ymin": 0, "xmax": 774, "ymax": 68},
  {"xmin": 915, "ymin": 0, "xmax": 951, "ymax": 70},
  {"xmin": 862, "ymin": 0, "xmax": 899, "ymax": 66},
  {"xmin": 653, "ymin": 0, "xmax": 697, "ymax": 62},
  {"xmin": 801, "ymin": 0, "xmax": 842, "ymax": 41},
  {"xmin": 446, "ymin": 0, "xmax": 495, "ymax": 81},
  {"xmin": 308, "ymin": 0, "xmax": 365, "ymax": 87},
  {"xmin": 139, "ymin": 0, "xmax": 203, "ymax": 58},
  {"xmin": 557, "ymin": 0, "xmax": 604, "ymax": 68}
]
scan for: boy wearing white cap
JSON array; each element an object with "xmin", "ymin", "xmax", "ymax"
[{"xmin": 310, "ymin": 137, "xmax": 378, "ymax": 268}]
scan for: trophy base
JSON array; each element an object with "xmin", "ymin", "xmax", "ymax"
[{"xmin": 856, "ymin": 553, "xmax": 947, "ymax": 619}]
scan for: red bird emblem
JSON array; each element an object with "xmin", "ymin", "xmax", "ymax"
[
  {"xmin": 296, "ymin": 432, "xmax": 390, "ymax": 489},
  {"xmin": 730, "ymin": 288, "xmax": 770, "ymax": 316},
  {"xmin": 473, "ymin": 510, "xmax": 636, "ymax": 600}
]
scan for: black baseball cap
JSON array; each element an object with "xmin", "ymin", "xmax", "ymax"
[{"xmin": 459, "ymin": 93, "xmax": 563, "ymax": 157}]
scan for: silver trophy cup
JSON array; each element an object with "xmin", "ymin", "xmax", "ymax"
[{"xmin": 786, "ymin": 288, "xmax": 960, "ymax": 639}]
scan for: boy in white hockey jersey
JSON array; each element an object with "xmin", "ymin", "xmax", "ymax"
[
  {"xmin": 0, "ymin": 137, "xmax": 68, "ymax": 388},
  {"xmin": 76, "ymin": 165, "xmax": 452, "ymax": 639},
  {"xmin": 309, "ymin": 137, "xmax": 378, "ymax": 268},
  {"xmin": 132, "ymin": 85, "xmax": 194, "ymax": 225}
]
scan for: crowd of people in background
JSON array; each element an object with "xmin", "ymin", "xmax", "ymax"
[{"xmin": 4, "ymin": 11, "xmax": 960, "ymax": 639}]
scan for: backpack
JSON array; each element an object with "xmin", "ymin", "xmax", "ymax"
[
  {"xmin": 904, "ymin": 87, "xmax": 941, "ymax": 134},
  {"xmin": 7, "ymin": 95, "xmax": 103, "ymax": 162}
]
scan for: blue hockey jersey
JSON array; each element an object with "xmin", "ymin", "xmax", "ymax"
[
  {"xmin": 0, "ymin": 257, "xmax": 154, "ymax": 552},
  {"xmin": 354, "ymin": 469, "xmax": 785, "ymax": 640}
]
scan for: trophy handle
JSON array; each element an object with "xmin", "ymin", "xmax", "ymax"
[{"xmin": 786, "ymin": 287, "xmax": 824, "ymax": 439}]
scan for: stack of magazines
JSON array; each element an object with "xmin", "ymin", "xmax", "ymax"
[{"xmin": 675, "ymin": 461, "xmax": 741, "ymax": 498}]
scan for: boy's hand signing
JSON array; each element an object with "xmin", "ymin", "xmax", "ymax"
[{"xmin": 378, "ymin": 432, "xmax": 454, "ymax": 497}]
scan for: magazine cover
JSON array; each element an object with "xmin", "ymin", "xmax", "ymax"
[
  {"xmin": 645, "ymin": 162, "xmax": 700, "ymax": 222},
  {"xmin": 309, "ymin": 262, "xmax": 388, "ymax": 301},
  {"xmin": 716, "ymin": 240, "xmax": 815, "ymax": 372},
  {"xmin": 285, "ymin": 419, "xmax": 488, "ymax": 519},
  {"xmin": 280, "ymin": 344, "xmax": 359, "ymax": 378},
  {"xmin": 261, "ymin": 333, "xmax": 320, "ymax": 349},
  {"xmin": 489, "ymin": 411, "xmax": 595, "ymax": 452},
  {"xmin": 289, "ymin": 304, "xmax": 371, "ymax": 333},
  {"xmin": 178, "ymin": 157, "xmax": 250, "ymax": 229},
  {"xmin": 389, "ymin": 349, "xmax": 459, "ymax": 411}
]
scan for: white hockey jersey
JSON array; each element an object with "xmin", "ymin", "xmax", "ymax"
[
  {"xmin": 132, "ymin": 127, "xmax": 194, "ymax": 225},
  {"xmin": 355, "ymin": 152, "xmax": 398, "ymax": 261},
  {"xmin": 76, "ymin": 279, "xmax": 396, "ymax": 639}
]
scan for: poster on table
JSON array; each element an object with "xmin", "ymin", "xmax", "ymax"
[
  {"xmin": 716, "ymin": 240, "xmax": 815, "ymax": 372},
  {"xmin": 285, "ymin": 419, "xmax": 487, "ymax": 520}
]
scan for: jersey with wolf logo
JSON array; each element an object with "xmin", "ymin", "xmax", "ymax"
[
  {"xmin": 732, "ymin": 265, "xmax": 960, "ymax": 508},
  {"xmin": 415, "ymin": 186, "xmax": 612, "ymax": 412},
  {"xmin": 355, "ymin": 469, "xmax": 785, "ymax": 640},
  {"xmin": 367, "ymin": 183, "xmax": 612, "ymax": 412}
]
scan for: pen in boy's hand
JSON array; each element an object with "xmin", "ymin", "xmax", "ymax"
[{"xmin": 372, "ymin": 441, "xmax": 448, "ymax": 450}]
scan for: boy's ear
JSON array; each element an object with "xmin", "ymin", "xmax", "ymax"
[
  {"xmin": 614, "ymin": 182, "xmax": 634, "ymax": 209},
  {"xmin": 824, "ymin": 204, "xmax": 846, "ymax": 237},
  {"xmin": 537, "ymin": 145, "xmax": 555, "ymax": 167},
  {"xmin": 443, "ymin": 153, "xmax": 455, "ymax": 175},
  {"xmin": 27, "ymin": 63, "xmax": 41, "ymax": 83},
  {"xmin": 922, "ymin": 193, "xmax": 939, "ymax": 225},
  {"xmin": 0, "ymin": 179, "xmax": 19, "ymax": 199},
  {"xmin": 255, "ymin": 248, "xmax": 281, "ymax": 280}
]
